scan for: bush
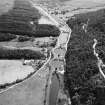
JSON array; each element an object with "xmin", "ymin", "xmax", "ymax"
[
  {"xmin": 0, "ymin": 32, "xmax": 16, "ymax": 41},
  {"xmin": 18, "ymin": 36, "xmax": 30, "ymax": 42}
]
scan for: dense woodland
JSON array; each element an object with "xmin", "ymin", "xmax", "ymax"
[
  {"xmin": 65, "ymin": 9, "xmax": 105, "ymax": 105},
  {"xmin": 0, "ymin": 47, "xmax": 45, "ymax": 59},
  {"xmin": 18, "ymin": 36, "xmax": 31, "ymax": 42},
  {"xmin": 0, "ymin": 0, "xmax": 60, "ymax": 38}
]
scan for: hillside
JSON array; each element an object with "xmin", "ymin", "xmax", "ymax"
[
  {"xmin": 65, "ymin": 8, "xmax": 105, "ymax": 105},
  {"xmin": 0, "ymin": 0, "xmax": 60, "ymax": 39}
]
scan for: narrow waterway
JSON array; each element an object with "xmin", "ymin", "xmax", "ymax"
[{"xmin": 49, "ymin": 73, "xmax": 60, "ymax": 105}]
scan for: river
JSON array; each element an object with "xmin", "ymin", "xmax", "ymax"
[{"xmin": 49, "ymin": 73, "xmax": 60, "ymax": 105}]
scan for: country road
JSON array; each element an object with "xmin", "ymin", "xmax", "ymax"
[{"xmin": 0, "ymin": 2, "xmax": 71, "ymax": 105}]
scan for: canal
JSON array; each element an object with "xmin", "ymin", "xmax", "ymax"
[{"xmin": 49, "ymin": 73, "xmax": 60, "ymax": 105}]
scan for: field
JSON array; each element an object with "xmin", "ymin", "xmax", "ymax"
[{"xmin": 0, "ymin": 63, "xmax": 50, "ymax": 105}]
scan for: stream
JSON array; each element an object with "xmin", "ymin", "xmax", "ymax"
[{"xmin": 49, "ymin": 73, "xmax": 60, "ymax": 105}]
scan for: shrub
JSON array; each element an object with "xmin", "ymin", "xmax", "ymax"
[
  {"xmin": 18, "ymin": 36, "xmax": 30, "ymax": 42},
  {"xmin": 0, "ymin": 32, "xmax": 16, "ymax": 41}
]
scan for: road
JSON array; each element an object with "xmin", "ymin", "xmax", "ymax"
[{"xmin": 30, "ymin": 2, "xmax": 72, "ymax": 105}]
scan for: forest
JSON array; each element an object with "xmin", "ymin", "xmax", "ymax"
[
  {"xmin": 65, "ymin": 9, "xmax": 105, "ymax": 105},
  {"xmin": 0, "ymin": 47, "xmax": 45, "ymax": 60},
  {"xmin": 0, "ymin": 0, "xmax": 60, "ymax": 38}
]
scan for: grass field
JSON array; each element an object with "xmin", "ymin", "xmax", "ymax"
[
  {"xmin": 0, "ymin": 60, "xmax": 49, "ymax": 105},
  {"xmin": 0, "ymin": 60, "xmax": 34, "ymax": 85}
]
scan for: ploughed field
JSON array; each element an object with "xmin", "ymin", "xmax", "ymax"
[{"xmin": 65, "ymin": 9, "xmax": 105, "ymax": 105}]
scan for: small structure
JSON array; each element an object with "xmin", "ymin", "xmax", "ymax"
[{"xmin": 53, "ymin": 47, "xmax": 66, "ymax": 59}]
